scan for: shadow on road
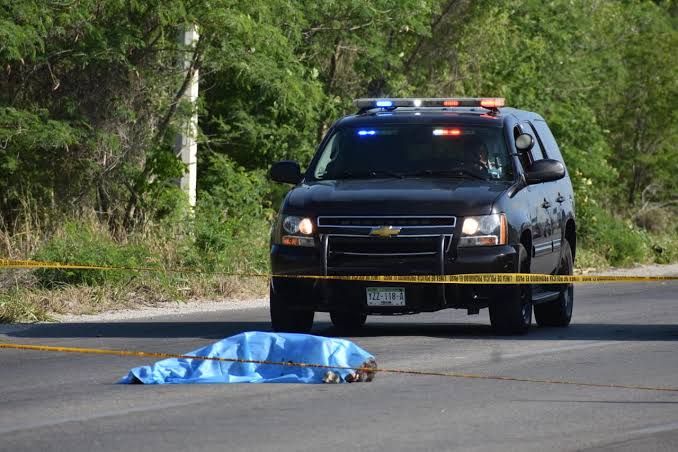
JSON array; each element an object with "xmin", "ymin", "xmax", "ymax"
[
  {"xmin": 331, "ymin": 322, "xmax": 678, "ymax": 341},
  {"xmin": 513, "ymin": 399, "xmax": 678, "ymax": 405},
  {"xmin": 3, "ymin": 321, "xmax": 677, "ymax": 341}
]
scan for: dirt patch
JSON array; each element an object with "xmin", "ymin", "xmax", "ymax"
[
  {"xmin": 577, "ymin": 263, "xmax": 678, "ymax": 277},
  {"xmin": 52, "ymin": 297, "xmax": 269, "ymax": 323}
]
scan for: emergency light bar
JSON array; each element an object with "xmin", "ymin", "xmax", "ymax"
[{"xmin": 353, "ymin": 97, "xmax": 505, "ymax": 110}]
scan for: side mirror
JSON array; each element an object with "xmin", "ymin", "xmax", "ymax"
[
  {"xmin": 515, "ymin": 133, "xmax": 534, "ymax": 151},
  {"xmin": 269, "ymin": 160, "xmax": 302, "ymax": 184},
  {"xmin": 525, "ymin": 159, "xmax": 565, "ymax": 184}
]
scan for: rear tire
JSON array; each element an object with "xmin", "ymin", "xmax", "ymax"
[
  {"xmin": 330, "ymin": 311, "xmax": 367, "ymax": 332},
  {"xmin": 269, "ymin": 285, "xmax": 314, "ymax": 333},
  {"xmin": 535, "ymin": 239, "xmax": 574, "ymax": 327},
  {"xmin": 489, "ymin": 244, "xmax": 532, "ymax": 335}
]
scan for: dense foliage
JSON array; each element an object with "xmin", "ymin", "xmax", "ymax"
[{"xmin": 1, "ymin": 0, "xmax": 676, "ymax": 313}]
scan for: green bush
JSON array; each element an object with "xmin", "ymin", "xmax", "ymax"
[
  {"xmin": 32, "ymin": 222, "xmax": 154, "ymax": 287},
  {"xmin": 649, "ymin": 234, "xmax": 678, "ymax": 265},
  {"xmin": 190, "ymin": 154, "xmax": 273, "ymax": 272},
  {"xmin": 578, "ymin": 204, "xmax": 651, "ymax": 267},
  {"xmin": 27, "ymin": 158, "xmax": 275, "ymax": 289}
]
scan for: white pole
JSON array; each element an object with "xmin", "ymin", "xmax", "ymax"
[{"xmin": 175, "ymin": 25, "xmax": 199, "ymax": 207}]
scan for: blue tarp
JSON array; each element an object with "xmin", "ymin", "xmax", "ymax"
[{"xmin": 119, "ymin": 331, "xmax": 375, "ymax": 384}]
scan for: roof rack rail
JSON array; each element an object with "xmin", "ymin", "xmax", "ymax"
[{"xmin": 353, "ymin": 97, "xmax": 505, "ymax": 114}]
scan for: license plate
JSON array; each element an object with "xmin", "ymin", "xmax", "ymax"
[{"xmin": 366, "ymin": 287, "xmax": 406, "ymax": 307}]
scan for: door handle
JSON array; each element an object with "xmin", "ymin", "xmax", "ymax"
[
  {"xmin": 556, "ymin": 194, "xmax": 566, "ymax": 203},
  {"xmin": 542, "ymin": 200, "xmax": 551, "ymax": 209}
]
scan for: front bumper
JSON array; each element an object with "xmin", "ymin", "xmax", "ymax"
[{"xmin": 270, "ymin": 243, "xmax": 518, "ymax": 314}]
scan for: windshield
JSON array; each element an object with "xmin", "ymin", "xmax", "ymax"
[{"xmin": 311, "ymin": 125, "xmax": 513, "ymax": 181}]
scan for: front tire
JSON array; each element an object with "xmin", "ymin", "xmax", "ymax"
[
  {"xmin": 535, "ymin": 239, "xmax": 574, "ymax": 327},
  {"xmin": 489, "ymin": 244, "xmax": 532, "ymax": 335},
  {"xmin": 269, "ymin": 285, "xmax": 314, "ymax": 333},
  {"xmin": 330, "ymin": 311, "xmax": 367, "ymax": 332}
]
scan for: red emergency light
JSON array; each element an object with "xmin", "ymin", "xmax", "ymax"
[{"xmin": 432, "ymin": 128, "xmax": 462, "ymax": 136}]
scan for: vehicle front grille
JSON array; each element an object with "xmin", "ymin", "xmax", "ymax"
[
  {"xmin": 319, "ymin": 216, "xmax": 454, "ymax": 275},
  {"xmin": 329, "ymin": 235, "xmax": 444, "ymax": 256},
  {"xmin": 324, "ymin": 234, "xmax": 450, "ymax": 275}
]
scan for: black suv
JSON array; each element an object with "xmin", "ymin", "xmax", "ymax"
[{"xmin": 269, "ymin": 98, "xmax": 575, "ymax": 334}]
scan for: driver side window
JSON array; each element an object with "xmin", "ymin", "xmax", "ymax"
[
  {"xmin": 514, "ymin": 125, "xmax": 532, "ymax": 171},
  {"xmin": 514, "ymin": 123, "xmax": 545, "ymax": 172}
]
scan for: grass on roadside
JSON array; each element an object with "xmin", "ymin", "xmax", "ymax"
[
  {"xmin": 0, "ymin": 212, "xmax": 270, "ymax": 323},
  {"xmin": 0, "ymin": 274, "xmax": 266, "ymax": 323}
]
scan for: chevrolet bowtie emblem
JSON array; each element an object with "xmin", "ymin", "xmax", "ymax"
[{"xmin": 370, "ymin": 226, "xmax": 402, "ymax": 237}]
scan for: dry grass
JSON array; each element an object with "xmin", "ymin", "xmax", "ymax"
[
  {"xmin": 0, "ymin": 270, "xmax": 267, "ymax": 323},
  {"xmin": 0, "ymin": 198, "xmax": 52, "ymax": 259}
]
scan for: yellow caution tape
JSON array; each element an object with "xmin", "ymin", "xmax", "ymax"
[
  {"xmin": 1, "ymin": 343, "xmax": 677, "ymax": 392},
  {"xmin": 1, "ymin": 258, "xmax": 677, "ymax": 284},
  {"xmin": 0, "ymin": 258, "xmax": 205, "ymax": 274},
  {"xmin": 271, "ymin": 273, "xmax": 678, "ymax": 284}
]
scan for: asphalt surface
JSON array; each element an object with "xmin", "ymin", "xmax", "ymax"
[{"xmin": 1, "ymin": 281, "xmax": 677, "ymax": 452}]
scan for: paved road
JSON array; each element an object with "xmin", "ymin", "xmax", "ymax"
[{"xmin": 1, "ymin": 281, "xmax": 677, "ymax": 452}]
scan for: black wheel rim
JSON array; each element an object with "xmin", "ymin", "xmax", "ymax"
[
  {"xmin": 520, "ymin": 284, "xmax": 531, "ymax": 325},
  {"xmin": 563, "ymin": 286, "xmax": 573, "ymax": 317},
  {"xmin": 559, "ymin": 251, "xmax": 573, "ymax": 316}
]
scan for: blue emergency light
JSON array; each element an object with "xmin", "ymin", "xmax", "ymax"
[
  {"xmin": 375, "ymin": 100, "xmax": 393, "ymax": 107},
  {"xmin": 357, "ymin": 129, "xmax": 377, "ymax": 136}
]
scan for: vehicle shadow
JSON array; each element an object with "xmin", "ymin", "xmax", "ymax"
[
  {"xmin": 2, "ymin": 321, "xmax": 677, "ymax": 341},
  {"xmin": 512, "ymin": 399, "xmax": 678, "ymax": 405},
  {"xmin": 331, "ymin": 321, "xmax": 678, "ymax": 342}
]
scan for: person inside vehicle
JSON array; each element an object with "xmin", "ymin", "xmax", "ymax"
[
  {"xmin": 464, "ymin": 140, "xmax": 490, "ymax": 176},
  {"xmin": 478, "ymin": 143, "xmax": 503, "ymax": 179},
  {"xmin": 478, "ymin": 144, "xmax": 489, "ymax": 170}
]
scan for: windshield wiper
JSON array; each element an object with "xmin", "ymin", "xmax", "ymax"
[
  {"xmin": 337, "ymin": 170, "xmax": 404, "ymax": 179},
  {"xmin": 405, "ymin": 168, "xmax": 486, "ymax": 180}
]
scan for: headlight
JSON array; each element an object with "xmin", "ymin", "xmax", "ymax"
[
  {"xmin": 282, "ymin": 216, "xmax": 314, "ymax": 235},
  {"xmin": 281, "ymin": 216, "xmax": 314, "ymax": 247},
  {"xmin": 458, "ymin": 214, "xmax": 507, "ymax": 247}
]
